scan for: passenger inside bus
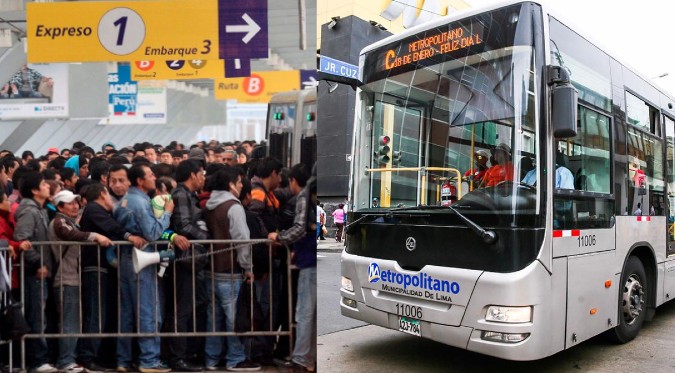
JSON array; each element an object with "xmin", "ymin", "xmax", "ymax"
[
  {"xmin": 479, "ymin": 143, "xmax": 514, "ymax": 187},
  {"xmin": 521, "ymin": 151, "xmax": 574, "ymax": 189}
]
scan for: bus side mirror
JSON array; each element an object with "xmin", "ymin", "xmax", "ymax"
[{"xmin": 549, "ymin": 66, "xmax": 578, "ymax": 138}]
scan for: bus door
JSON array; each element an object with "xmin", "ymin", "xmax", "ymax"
[{"xmin": 551, "ymin": 108, "xmax": 617, "ymax": 347}]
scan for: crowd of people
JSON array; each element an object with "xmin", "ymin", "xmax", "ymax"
[{"xmin": 0, "ymin": 139, "xmax": 316, "ymax": 373}]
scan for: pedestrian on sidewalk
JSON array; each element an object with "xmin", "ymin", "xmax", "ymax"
[
  {"xmin": 317, "ymin": 202, "xmax": 326, "ymax": 240},
  {"xmin": 332, "ymin": 204, "xmax": 345, "ymax": 243}
]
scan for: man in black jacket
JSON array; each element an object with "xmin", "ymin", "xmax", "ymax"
[
  {"xmin": 166, "ymin": 160, "xmax": 207, "ymax": 371},
  {"xmin": 79, "ymin": 184, "xmax": 146, "ymax": 372}
]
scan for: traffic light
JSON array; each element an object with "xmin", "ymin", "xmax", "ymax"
[
  {"xmin": 392, "ymin": 150, "xmax": 402, "ymax": 165},
  {"xmin": 376, "ymin": 135, "xmax": 391, "ymax": 164},
  {"xmin": 273, "ymin": 112, "xmax": 285, "ymax": 120},
  {"xmin": 306, "ymin": 112, "xmax": 316, "ymax": 121}
]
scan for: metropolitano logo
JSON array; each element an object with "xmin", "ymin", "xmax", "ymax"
[{"xmin": 368, "ymin": 262, "xmax": 381, "ymax": 283}]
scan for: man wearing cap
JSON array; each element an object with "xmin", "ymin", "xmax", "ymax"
[
  {"xmin": 46, "ymin": 148, "xmax": 60, "ymax": 161},
  {"xmin": 49, "ymin": 190, "xmax": 113, "ymax": 373},
  {"xmin": 480, "ymin": 143, "xmax": 514, "ymax": 187},
  {"xmin": 464, "ymin": 149, "xmax": 490, "ymax": 186},
  {"xmin": 102, "ymin": 142, "xmax": 116, "ymax": 154},
  {"xmin": 188, "ymin": 147, "xmax": 206, "ymax": 168}
]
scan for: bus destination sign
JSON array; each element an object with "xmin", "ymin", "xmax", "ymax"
[{"xmin": 384, "ymin": 27, "xmax": 482, "ymax": 70}]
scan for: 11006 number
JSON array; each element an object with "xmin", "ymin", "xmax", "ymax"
[
  {"xmin": 578, "ymin": 234, "xmax": 596, "ymax": 247},
  {"xmin": 395, "ymin": 303, "xmax": 422, "ymax": 319}
]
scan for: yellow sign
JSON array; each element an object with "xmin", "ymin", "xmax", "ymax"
[
  {"xmin": 214, "ymin": 71, "xmax": 300, "ymax": 103},
  {"xmin": 27, "ymin": 0, "xmax": 219, "ymax": 62},
  {"xmin": 131, "ymin": 60, "xmax": 225, "ymax": 80}
]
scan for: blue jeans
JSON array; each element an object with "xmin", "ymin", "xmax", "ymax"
[
  {"xmin": 204, "ymin": 276, "xmax": 246, "ymax": 368},
  {"xmin": 117, "ymin": 248, "xmax": 162, "ymax": 368},
  {"xmin": 24, "ymin": 275, "xmax": 50, "ymax": 368},
  {"xmin": 292, "ymin": 267, "xmax": 316, "ymax": 368},
  {"xmin": 55, "ymin": 285, "xmax": 80, "ymax": 369},
  {"xmin": 79, "ymin": 271, "xmax": 107, "ymax": 363}
]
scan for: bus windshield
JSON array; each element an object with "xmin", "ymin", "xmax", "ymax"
[{"xmin": 349, "ymin": 3, "xmax": 545, "ymax": 272}]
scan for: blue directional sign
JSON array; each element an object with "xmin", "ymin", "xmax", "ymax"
[
  {"xmin": 319, "ymin": 55, "xmax": 359, "ymax": 80},
  {"xmin": 225, "ymin": 58, "xmax": 251, "ymax": 78},
  {"xmin": 218, "ymin": 0, "xmax": 268, "ymax": 60},
  {"xmin": 300, "ymin": 69, "xmax": 318, "ymax": 89}
]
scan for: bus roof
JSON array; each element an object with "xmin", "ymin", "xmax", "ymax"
[{"xmin": 268, "ymin": 89, "xmax": 317, "ymax": 105}]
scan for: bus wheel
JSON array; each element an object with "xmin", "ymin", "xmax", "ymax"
[{"xmin": 610, "ymin": 256, "xmax": 647, "ymax": 343}]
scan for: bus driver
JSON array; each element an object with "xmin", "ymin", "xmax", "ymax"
[{"xmin": 480, "ymin": 143, "xmax": 514, "ymax": 187}]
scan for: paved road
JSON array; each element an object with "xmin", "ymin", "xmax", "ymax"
[{"xmin": 317, "ymin": 248, "xmax": 675, "ymax": 372}]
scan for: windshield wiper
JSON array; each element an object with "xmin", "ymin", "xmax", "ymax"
[
  {"xmin": 344, "ymin": 212, "xmax": 388, "ymax": 235},
  {"xmin": 391, "ymin": 204, "xmax": 497, "ymax": 245}
]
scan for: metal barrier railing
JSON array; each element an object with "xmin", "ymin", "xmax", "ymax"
[
  {"xmin": 0, "ymin": 245, "xmax": 16, "ymax": 371},
  {"xmin": 11, "ymin": 239, "xmax": 293, "ymax": 370}
]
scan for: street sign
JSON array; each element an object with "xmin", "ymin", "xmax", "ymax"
[
  {"xmin": 218, "ymin": 0, "xmax": 268, "ymax": 60},
  {"xmin": 131, "ymin": 59, "xmax": 225, "ymax": 80},
  {"xmin": 214, "ymin": 70, "xmax": 300, "ymax": 103},
  {"xmin": 319, "ymin": 55, "xmax": 359, "ymax": 80}
]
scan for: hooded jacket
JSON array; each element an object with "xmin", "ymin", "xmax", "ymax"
[
  {"xmin": 64, "ymin": 155, "xmax": 86, "ymax": 177},
  {"xmin": 204, "ymin": 190, "xmax": 252, "ymax": 276},
  {"xmin": 14, "ymin": 198, "xmax": 52, "ymax": 276}
]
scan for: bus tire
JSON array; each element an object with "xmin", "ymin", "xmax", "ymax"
[{"xmin": 609, "ymin": 256, "xmax": 647, "ymax": 343}]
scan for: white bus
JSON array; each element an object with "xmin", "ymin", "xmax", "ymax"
[
  {"xmin": 340, "ymin": 0, "xmax": 675, "ymax": 360},
  {"xmin": 266, "ymin": 89, "xmax": 317, "ymax": 169}
]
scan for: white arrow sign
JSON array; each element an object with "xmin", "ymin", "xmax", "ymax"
[
  {"xmin": 302, "ymin": 76, "xmax": 318, "ymax": 89},
  {"xmin": 226, "ymin": 13, "xmax": 261, "ymax": 44}
]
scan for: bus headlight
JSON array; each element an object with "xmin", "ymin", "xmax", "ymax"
[
  {"xmin": 485, "ymin": 306, "xmax": 532, "ymax": 323},
  {"xmin": 341, "ymin": 276, "xmax": 353, "ymax": 292}
]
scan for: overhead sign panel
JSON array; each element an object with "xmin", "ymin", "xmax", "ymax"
[
  {"xmin": 27, "ymin": 0, "xmax": 268, "ymax": 63},
  {"xmin": 131, "ymin": 59, "xmax": 225, "ymax": 80},
  {"xmin": 218, "ymin": 0, "xmax": 268, "ymax": 59},
  {"xmin": 214, "ymin": 70, "xmax": 300, "ymax": 103}
]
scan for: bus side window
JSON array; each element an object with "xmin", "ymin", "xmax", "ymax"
[{"xmin": 553, "ymin": 106, "xmax": 614, "ymax": 229}]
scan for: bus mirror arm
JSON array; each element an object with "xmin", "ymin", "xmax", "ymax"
[{"xmin": 446, "ymin": 205, "xmax": 498, "ymax": 245}]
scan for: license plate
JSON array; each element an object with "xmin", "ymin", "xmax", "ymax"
[{"xmin": 398, "ymin": 316, "xmax": 421, "ymax": 336}]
